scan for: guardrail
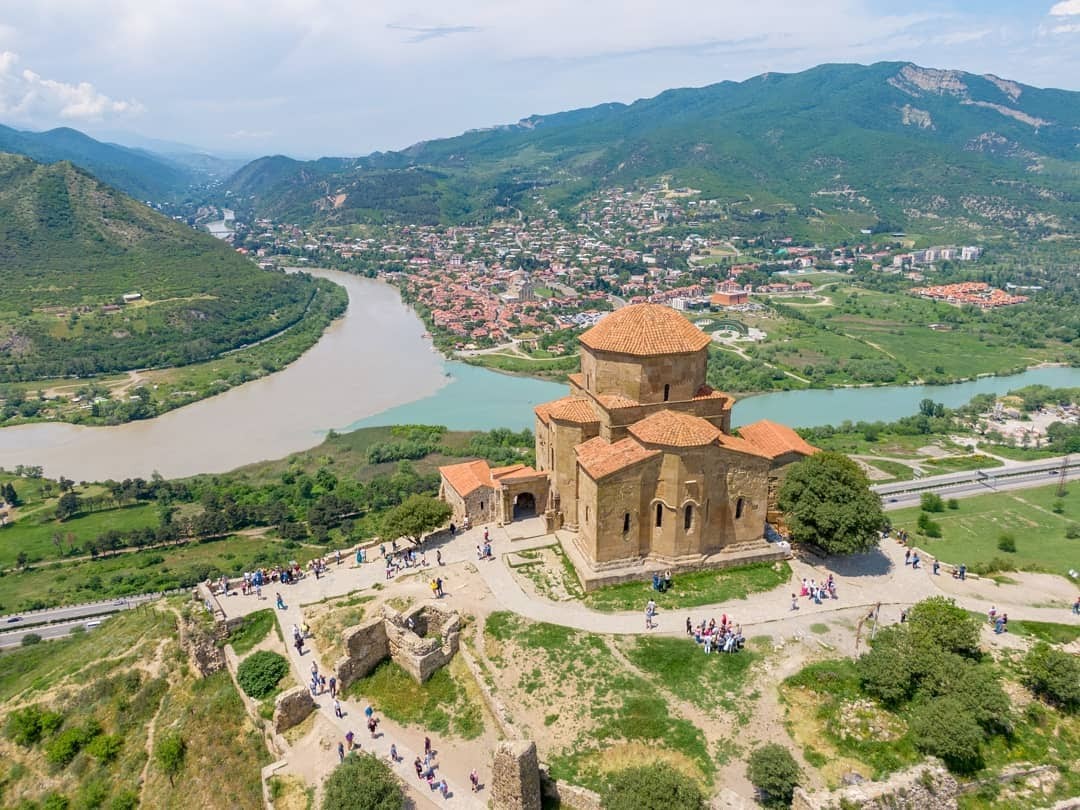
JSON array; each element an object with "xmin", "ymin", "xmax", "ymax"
[{"xmin": 872, "ymin": 457, "xmax": 1079, "ymax": 497}]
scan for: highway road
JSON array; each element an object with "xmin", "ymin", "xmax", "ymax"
[
  {"xmin": 876, "ymin": 454, "xmax": 1080, "ymax": 510},
  {"xmin": 0, "ymin": 592, "xmax": 164, "ymax": 633},
  {"xmin": 0, "ymin": 617, "xmax": 117, "ymax": 648}
]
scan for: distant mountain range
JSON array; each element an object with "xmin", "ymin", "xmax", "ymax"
[
  {"xmin": 0, "ymin": 153, "xmax": 321, "ymax": 381},
  {"xmin": 0, "ymin": 124, "xmax": 240, "ymax": 200},
  {"xmin": 220, "ymin": 62, "xmax": 1080, "ymax": 238}
]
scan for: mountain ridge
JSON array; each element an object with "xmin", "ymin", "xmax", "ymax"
[{"xmin": 221, "ymin": 61, "xmax": 1080, "ymax": 237}]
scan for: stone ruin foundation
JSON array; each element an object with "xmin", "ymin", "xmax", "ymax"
[
  {"xmin": 333, "ymin": 602, "xmax": 461, "ymax": 688},
  {"xmin": 792, "ymin": 760, "xmax": 959, "ymax": 810},
  {"xmin": 272, "ymin": 685, "xmax": 315, "ymax": 734}
]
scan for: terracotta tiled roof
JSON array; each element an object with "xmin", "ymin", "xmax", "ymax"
[
  {"xmin": 568, "ymin": 372, "xmax": 586, "ymax": 390},
  {"xmin": 594, "ymin": 392, "xmax": 640, "ymax": 410},
  {"xmin": 715, "ymin": 433, "xmax": 772, "ymax": 459},
  {"xmin": 490, "ymin": 464, "xmax": 527, "ymax": 479},
  {"xmin": 536, "ymin": 396, "xmax": 599, "ymax": 425},
  {"xmin": 576, "ymin": 437, "xmax": 661, "ymax": 481},
  {"xmin": 495, "ymin": 466, "xmax": 546, "ymax": 482},
  {"xmin": 579, "ymin": 303, "xmax": 712, "ymax": 357},
  {"xmin": 628, "ymin": 410, "xmax": 722, "ymax": 447},
  {"xmin": 439, "ymin": 460, "xmax": 494, "ymax": 497},
  {"xmin": 737, "ymin": 420, "xmax": 819, "ymax": 459}
]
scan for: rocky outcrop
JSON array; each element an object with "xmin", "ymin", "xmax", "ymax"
[
  {"xmin": 180, "ymin": 609, "xmax": 227, "ymax": 677},
  {"xmin": 792, "ymin": 760, "xmax": 958, "ymax": 810},
  {"xmin": 272, "ymin": 686, "xmax": 315, "ymax": 733},
  {"xmin": 492, "ymin": 740, "xmax": 542, "ymax": 810}
]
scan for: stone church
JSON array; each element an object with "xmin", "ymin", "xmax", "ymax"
[{"xmin": 439, "ymin": 304, "xmax": 815, "ymax": 583}]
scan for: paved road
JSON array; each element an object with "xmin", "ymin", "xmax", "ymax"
[
  {"xmin": 0, "ymin": 616, "xmax": 114, "ymax": 648},
  {"xmin": 0, "ymin": 593, "xmax": 162, "ymax": 632},
  {"xmin": 877, "ymin": 455, "xmax": 1080, "ymax": 509}
]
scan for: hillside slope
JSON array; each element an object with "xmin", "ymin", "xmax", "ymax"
[
  {"xmin": 224, "ymin": 62, "xmax": 1080, "ymax": 235},
  {"xmin": 0, "ymin": 153, "xmax": 327, "ymax": 382},
  {"xmin": 0, "ymin": 124, "xmax": 199, "ymax": 200}
]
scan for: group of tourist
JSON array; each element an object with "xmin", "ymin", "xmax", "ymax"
[
  {"xmin": 384, "ymin": 547, "xmax": 428, "ymax": 579},
  {"xmin": 686, "ymin": 614, "xmax": 746, "ymax": 654},
  {"xmin": 789, "ymin": 575, "xmax": 837, "ymax": 610},
  {"xmin": 987, "ymin": 605, "xmax": 1010, "ymax": 634}
]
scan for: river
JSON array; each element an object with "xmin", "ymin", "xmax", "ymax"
[{"xmin": 0, "ymin": 268, "xmax": 1078, "ymax": 481}]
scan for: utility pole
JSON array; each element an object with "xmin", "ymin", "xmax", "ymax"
[{"xmin": 1058, "ymin": 455, "xmax": 1070, "ymax": 498}]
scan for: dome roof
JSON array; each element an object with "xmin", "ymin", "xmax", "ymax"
[
  {"xmin": 628, "ymin": 410, "xmax": 721, "ymax": 448},
  {"xmin": 579, "ymin": 304, "xmax": 712, "ymax": 357}
]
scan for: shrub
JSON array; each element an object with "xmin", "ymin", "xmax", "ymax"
[
  {"xmin": 1052, "ymin": 499, "xmax": 1065, "ymax": 514},
  {"xmin": 1065, "ymin": 523, "xmax": 1080, "ymax": 539},
  {"xmin": 322, "ymin": 752, "xmax": 404, "ymax": 810},
  {"xmin": 916, "ymin": 512, "xmax": 942, "ymax": 537},
  {"xmin": 45, "ymin": 719, "xmax": 101, "ymax": 767},
  {"xmin": 236, "ymin": 650, "xmax": 289, "ymax": 699},
  {"xmin": 946, "ymin": 498, "xmax": 959, "ymax": 510},
  {"xmin": 86, "ymin": 733, "xmax": 124, "ymax": 762},
  {"xmin": 920, "ymin": 492, "xmax": 945, "ymax": 512},
  {"xmin": 1023, "ymin": 643, "xmax": 1080, "ymax": 712},
  {"xmin": 857, "ymin": 628, "xmax": 915, "ymax": 705},
  {"xmin": 601, "ymin": 764, "xmax": 705, "ymax": 810},
  {"xmin": 21, "ymin": 632, "xmax": 42, "ymax": 646},
  {"xmin": 910, "ymin": 697, "xmax": 984, "ymax": 772},
  {"xmin": 907, "ymin": 597, "xmax": 980, "ymax": 658},
  {"xmin": 5, "ymin": 705, "xmax": 64, "ymax": 747},
  {"xmin": 996, "ymin": 533, "xmax": 1016, "ymax": 553},
  {"xmin": 747, "ymin": 744, "xmax": 801, "ymax": 808}
]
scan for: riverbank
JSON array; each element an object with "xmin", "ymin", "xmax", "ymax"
[{"xmin": 0, "ymin": 278, "xmax": 347, "ymax": 430}]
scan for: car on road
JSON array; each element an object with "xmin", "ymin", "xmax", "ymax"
[
  {"xmin": 84, "ymin": 620, "xmax": 101, "ymax": 629},
  {"xmin": 6, "ymin": 616, "xmax": 22, "ymax": 623}
]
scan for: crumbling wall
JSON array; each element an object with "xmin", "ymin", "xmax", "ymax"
[
  {"xmin": 792, "ymin": 760, "xmax": 958, "ymax": 810},
  {"xmin": 334, "ymin": 617, "xmax": 389, "ymax": 689},
  {"xmin": 385, "ymin": 604, "xmax": 461, "ymax": 684},
  {"xmin": 492, "ymin": 740, "xmax": 542, "ymax": 810},
  {"xmin": 272, "ymin": 686, "xmax": 315, "ymax": 733},
  {"xmin": 180, "ymin": 608, "xmax": 227, "ymax": 677}
]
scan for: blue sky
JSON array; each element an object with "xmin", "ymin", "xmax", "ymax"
[{"xmin": 0, "ymin": 0, "xmax": 1077, "ymax": 157}]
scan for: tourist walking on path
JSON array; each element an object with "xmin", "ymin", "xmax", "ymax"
[
  {"xmin": 645, "ymin": 599, "xmax": 657, "ymax": 630},
  {"xmin": 470, "ymin": 768, "xmax": 480, "ymax": 792},
  {"xmin": 337, "ymin": 742, "xmax": 345, "ymax": 762},
  {"xmin": 1074, "ymin": 596, "xmax": 1080, "ymax": 615}
]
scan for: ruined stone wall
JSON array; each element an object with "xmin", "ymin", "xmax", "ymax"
[
  {"xmin": 492, "ymin": 740, "xmax": 542, "ymax": 810},
  {"xmin": 385, "ymin": 604, "xmax": 461, "ymax": 684},
  {"xmin": 540, "ymin": 772, "xmax": 602, "ymax": 810},
  {"xmin": 334, "ymin": 617, "xmax": 389, "ymax": 689},
  {"xmin": 272, "ymin": 686, "xmax": 314, "ymax": 733},
  {"xmin": 180, "ymin": 609, "xmax": 227, "ymax": 677},
  {"xmin": 792, "ymin": 760, "xmax": 958, "ymax": 810}
]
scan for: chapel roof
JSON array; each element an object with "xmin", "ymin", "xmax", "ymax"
[
  {"xmin": 579, "ymin": 303, "xmax": 712, "ymax": 357},
  {"xmin": 535, "ymin": 396, "xmax": 599, "ymax": 425},
  {"xmin": 438, "ymin": 459, "xmax": 495, "ymax": 497},
  {"xmin": 575, "ymin": 436, "xmax": 661, "ymax": 481},
  {"xmin": 627, "ymin": 410, "xmax": 722, "ymax": 448},
  {"xmin": 737, "ymin": 419, "xmax": 819, "ymax": 459}
]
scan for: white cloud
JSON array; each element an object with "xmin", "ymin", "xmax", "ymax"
[
  {"xmin": 1049, "ymin": 0, "xmax": 1080, "ymax": 15},
  {"xmin": 936, "ymin": 29, "xmax": 991, "ymax": 45},
  {"xmin": 0, "ymin": 50, "xmax": 142, "ymax": 124}
]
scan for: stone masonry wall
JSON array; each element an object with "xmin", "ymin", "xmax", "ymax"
[
  {"xmin": 385, "ymin": 604, "xmax": 461, "ymax": 684},
  {"xmin": 334, "ymin": 616, "xmax": 389, "ymax": 690},
  {"xmin": 272, "ymin": 686, "xmax": 315, "ymax": 733},
  {"xmin": 492, "ymin": 740, "xmax": 542, "ymax": 810}
]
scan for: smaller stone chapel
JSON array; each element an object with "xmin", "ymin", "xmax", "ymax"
[{"xmin": 439, "ymin": 304, "xmax": 816, "ymax": 583}]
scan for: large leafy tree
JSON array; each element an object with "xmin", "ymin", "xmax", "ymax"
[
  {"xmin": 777, "ymin": 452, "xmax": 884, "ymax": 554},
  {"xmin": 746, "ymin": 744, "xmax": 801, "ymax": 808},
  {"xmin": 601, "ymin": 764, "xmax": 704, "ymax": 810},
  {"xmin": 322, "ymin": 753, "xmax": 403, "ymax": 810},
  {"xmin": 380, "ymin": 494, "xmax": 451, "ymax": 545}
]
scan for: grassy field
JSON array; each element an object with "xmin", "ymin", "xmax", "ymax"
[
  {"xmin": 0, "ymin": 534, "xmax": 323, "ymax": 612},
  {"xmin": 461, "ymin": 352, "xmax": 578, "ymax": 379},
  {"xmin": 581, "ymin": 561, "xmax": 791, "ymax": 613},
  {"xmin": 0, "ymin": 502, "xmax": 157, "ymax": 569},
  {"xmin": 890, "ymin": 482, "xmax": 1080, "ymax": 575}
]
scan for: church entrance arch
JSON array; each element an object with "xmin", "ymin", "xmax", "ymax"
[{"xmin": 513, "ymin": 492, "xmax": 537, "ymax": 520}]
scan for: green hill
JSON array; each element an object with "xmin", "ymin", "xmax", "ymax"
[
  {"xmin": 0, "ymin": 124, "xmax": 201, "ymax": 200},
  {"xmin": 223, "ymin": 62, "xmax": 1080, "ymax": 236},
  {"xmin": 0, "ymin": 153, "xmax": 330, "ymax": 382}
]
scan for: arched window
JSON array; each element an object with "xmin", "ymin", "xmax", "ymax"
[
  {"xmin": 735, "ymin": 497, "xmax": 745, "ymax": 519},
  {"xmin": 623, "ymin": 512, "xmax": 631, "ymax": 533},
  {"xmin": 684, "ymin": 504, "xmax": 693, "ymax": 531},
  {"xmin": 655, "ymin": 503, "xmax": 663, "ymax": 528},
  {"xmin": 663, "ymin": 383, "xmax": 670, "ymax": 402},
  {"xmin": 585, "ymin": 505, "xmax": 590, "ymax": 523}
]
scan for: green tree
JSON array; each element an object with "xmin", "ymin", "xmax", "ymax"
[
  {"xmin": 747, "ymin": 744, "xmax": 801, "ymax": 808},
  {"xmin": 1023, "ymin": 642, "xmax": 1080, "ymax": 712},
  {"xmin": 906, "ymin": 597, "xmax": 980, "ymax": 658},
  {"xmin": 777, "ymin": 452, "xmax": 884, "ymax": 554},
  {"xmin": 55, "ymin": 491, "xmax": 79, "ymax": 521},
  {"xmin": 920, "ymin": 492, "xmax": 944, "ymax": 512},
  {"xmin": 910, "ymin": 697, "xmax": 984, "ymax": 772},
  {"xmin": 380, "ymin": 495, "xmax": 451, "ymax": 545},
  {"xmin": 322, "ymin": 752, "xmax": 403, "ymax": 810},
  {"xmin": 857, "ymin": 627, "xmax": 915, "ymax": 705},
  {"xmin": 601, "ymin": 764, "xmax": 704, "ymax": 810},
  {"xmin": 155, "ymin": 731, "xmax": 186, "ymax": 786}
]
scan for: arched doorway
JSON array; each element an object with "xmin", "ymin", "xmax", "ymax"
[{"xmin": 513, "ymin": 492, "xmax": 537, "ymax": 520}]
